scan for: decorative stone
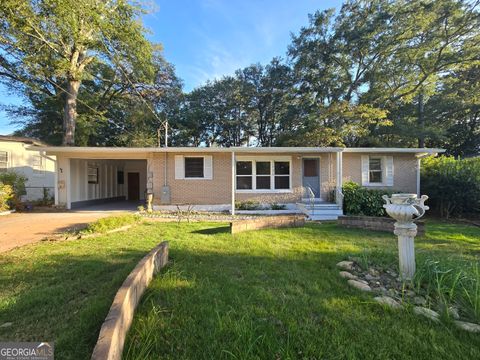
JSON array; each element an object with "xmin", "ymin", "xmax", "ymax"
[
  {"xmin": 368, "ymin": 268, "xmax": 380, "ymax": 277},
  {"xmin": 454, "ymin": 321, "xmax": 480, "ymax": 333},
  {"xmin": 412, "ymin": 296, "xmax": 426, "ymax": 306},
  {"xmin": 357, "ymin": 279, "xmax": 369, "ymax": 285},
  {"xmin": 0, "ymin": 322, "xmax": 12, "ymax": 328},
  {"xmin": 448, "ymin": 307, "xmax": 460, "ymax": 320},
  {"xmin": 348, "ymin": 279, "xmax": 372, "ymax": 292},
  {"xmin": 336, "ymin": 261, "xmax": 354, "ymax": 271},
  {"xmin": 365, "ymin": 274, "xmax": 375, "ymax": 281},
  {"xmin": 339, "ymin": 271, "xmax": 356, "ymax": 280},
  {"xmin": 413, "ymin": 306, "xmax": 440, "ymax": 322},
  {"xmin": 403, "ymin": 290, "xmax": 416, "ymax": 297},
  {"xmin": 374, "ymin": 296, "xmax": 402, "ymax": 309}
]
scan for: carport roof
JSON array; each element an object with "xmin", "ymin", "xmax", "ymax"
[{"xmin": 34, "ymin": 146, "xmax": 444, "ymax": 156}]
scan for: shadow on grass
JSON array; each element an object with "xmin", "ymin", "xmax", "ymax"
[
  {"xmin": 0, "ymin": 248, "xmax": 149, "ymax": 360},
  {"xmin": 124, "ymin": 245, "xmax": 480, "ymax": 360},
  {"xmin": 190, "ymin": 225, "xmax": 231, "ymax": 235}
]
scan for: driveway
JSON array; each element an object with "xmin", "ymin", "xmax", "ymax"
[{"xmin": 0, "ymin": 202, "xmax": 138, "ymax": 253}]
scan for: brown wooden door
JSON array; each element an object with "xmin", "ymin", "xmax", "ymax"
[{"xmin": 127, "ymin": 172, "xmax": 140, "ymax": 200}]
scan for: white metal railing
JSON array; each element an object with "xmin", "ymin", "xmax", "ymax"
[
  {"xmin": 304, "ymin": 186, "xmax": 316, "ymax": 215},
  {"xmin": 335, "ymin": 188, "xmax": 344, "ymax": 209}
]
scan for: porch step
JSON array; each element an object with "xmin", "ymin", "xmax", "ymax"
[{"xmin": 296, "ymin": 202, "xmax": 343, "ymax": 221}]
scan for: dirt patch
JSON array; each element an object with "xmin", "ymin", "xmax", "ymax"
[{"xmin": 0, "ymin": 212, "xmax": 112, "ymax": 253}]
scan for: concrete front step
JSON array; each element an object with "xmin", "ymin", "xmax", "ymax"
[{"xmin": 308, "ymin": 214, "xmax": 341, "ymax": 221}]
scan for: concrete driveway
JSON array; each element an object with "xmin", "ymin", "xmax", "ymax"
[{"xmin": 0, "ymin": 201, "xmax": 139, "ymax": 253}]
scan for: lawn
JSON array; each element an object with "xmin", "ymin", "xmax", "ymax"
[{"xmin": 0, "ymin": 220, "xmax": 479, "ymax": 359}]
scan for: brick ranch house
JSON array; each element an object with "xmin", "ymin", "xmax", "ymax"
[{"xmin": 35, "ymin": 146, "xmax": 443, "ymax": 220}]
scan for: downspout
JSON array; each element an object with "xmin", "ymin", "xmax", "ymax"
[
  {"xmin": 231, "ymin": 151, "xmax": 235, "ymax": 215},
  {"xmin": 40, "ymin": 150, "xmax": 57, "ymax": 205}
]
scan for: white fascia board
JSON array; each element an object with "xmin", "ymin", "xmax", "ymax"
[{"xmin": 343, "ymin": 148, "xmax": 445, "ymax": 154}]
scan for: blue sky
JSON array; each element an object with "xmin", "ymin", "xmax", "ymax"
[{"xmin": 0, "ymin": 0, "xmax": 342, "ymax": 134}]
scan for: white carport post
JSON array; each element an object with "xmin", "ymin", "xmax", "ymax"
[
  {"xmin": 336, "ymin": 151, "xmax": 343, "ymax": 208},
  {"xmin": 231, "ymin": 151, "xmax": 235, "ymax": 215}
]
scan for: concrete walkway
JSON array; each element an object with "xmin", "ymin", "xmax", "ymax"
[{"xmin": 0, "ymin": 201, "xmax": 139, "ymax": 253}]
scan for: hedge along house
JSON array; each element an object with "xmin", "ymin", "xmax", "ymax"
[{"xmin": 38, "ymin": 146, "xmax": 443, "ymax": 219}]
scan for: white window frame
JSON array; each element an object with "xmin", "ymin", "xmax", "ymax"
[
  {"xmin": 0, "ymin": 150, "xmax": 9, "ymax": 172},
  {"xmin": 361, "ymin": 155, "xmax": 394, "ymax": 187},
  {"xmin": 235, "ymin": 156, "xmax": 292, "ymax": 193},
  {"xmin": 175, "ymin": 155, "xmax": 213, "ymax": 180},
  {"xmin": 32, "ymin": 154, "xmax": 45, "ymax": 177},
  {"xmin": 368, "ymin": 156, "xmax": 383, "ymax": 184}
]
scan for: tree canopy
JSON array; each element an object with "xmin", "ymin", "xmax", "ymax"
[{"xmin": 1, "ymin": 0, "xmax": 479, "ymax": 156}]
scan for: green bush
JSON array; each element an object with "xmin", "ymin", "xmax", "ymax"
[
  {"xmin": 0, "ymin": 172, "xmax": 27, "ymax": 209},
  {"xmin": 421, "ymin": 156, "xmax": 480, "ymax": 218},
  {"xmin": 0, "ymin": 183, "xmax": 14, "ymax": 211},
  {"xmin": 342, "ymin": 181, "xmax": 393, "ymax": 217},
  {"xmin": 235, "ymin": 200, "xmax": 263, "ymax": 210}
]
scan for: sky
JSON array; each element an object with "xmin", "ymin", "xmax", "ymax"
[{"xmin": 0, "ymin": 0, "xmax": 342, "ymax": 135}]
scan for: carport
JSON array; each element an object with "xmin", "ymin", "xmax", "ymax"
[{"xmin": 39, "ymin": 147, "xmax": 152, "ymax": 210}]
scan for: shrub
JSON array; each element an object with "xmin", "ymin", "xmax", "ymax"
[
  {"xmin": 342, "ymin": 181, "xmax": 393, "ymax": 217},
  {"xmin": 421, "ymin": 156, "xmax": 480, "ymax": 218},
  {"xmin": 235, "ymin": 200, "xmax": 263, "ymax": 210},
  {"xmin": 0, "ymin": 172, "xmax": 27, "ymax": 209},
  {"xmin": 0, "ymin": 184, "xmax": 14, "ymax": 211}
]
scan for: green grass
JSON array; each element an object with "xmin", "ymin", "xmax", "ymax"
[
  {"xmin": 82, "ymin": 214, "xmax": 141, "ymax": 234},
  {"xmin": 0, "ymin": 220, "xmax": 479, "ymax": 359}
]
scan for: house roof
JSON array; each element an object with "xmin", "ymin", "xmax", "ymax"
[
  {"xmin": 0, "ymin": 135, "xmax": 48, "ymax": 146},
  {"xmin": 35, "ymin": 145, "xmax": 445, "ymax": 157}
]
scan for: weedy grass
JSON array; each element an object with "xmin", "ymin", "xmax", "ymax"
[
  {"xmin": 0, "ymin": 220, "xmax": 478, "ymax": 359},
  {"xmin": 124, "ymin": 221, "xmax": 480, "ymax": 360},
  {"xmin": 82, "ymin": 213, "xmax": 141, "ymax": 234}
]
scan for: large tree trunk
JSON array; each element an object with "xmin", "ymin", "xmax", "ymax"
[
  {"xmin": 63, "ymin": 79, "xmax": 81, "ymax": 146},
  {"xmin": 417, "ymin": 91, "xmax": 425, "ymax": 148}
]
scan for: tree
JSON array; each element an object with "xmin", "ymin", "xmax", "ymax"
[{"xmin": 0, "ymin": 0, "xmax": 155, "ymax": 145}]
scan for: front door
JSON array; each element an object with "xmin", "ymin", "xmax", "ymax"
[
  {"xmin": 127, "ymin": 172, "xmax": 140, "ymax": 201},
  {"xmin": 303, "ymin": 158, "xmax": 320, "ymax": 198}
]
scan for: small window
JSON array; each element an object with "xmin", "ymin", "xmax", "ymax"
[
  {"xmin": 32, "ymin": 155, "xmax": 44, "ymax": 174},
  {"xmin": 256, "ymin": 161, "xmax": 271, "ymax": 189},
  {"xmin": 369, "ymin": 157, "xmax": 383, "ymax": 183},
  {"xmin": 236, "ymin": 161, "xmax": 252, "ymax": 189},
  {"xmin": 274, "ymin": 161, "xmax": 290, "ymax": 189},
  {"xmin": 117, "ymin": 171, "xmax": 124, "ymax": 185},
  {"xmin": 0, "ymin": 151, "xmax": 7, "ymax": 172},
  {"xmin": 88, "ymin": 164, "xmax": 99, "ymax": 184},
  {"xmin": 184, "ymin": 157, "xmax": 204, "ymax": 178}
]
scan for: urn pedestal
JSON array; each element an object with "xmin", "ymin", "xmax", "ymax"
[{"xmin": 382, "ymin": 194, "xmax": 429, "ymax": 280}]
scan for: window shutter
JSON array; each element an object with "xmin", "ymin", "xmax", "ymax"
[
  {"xmin": 385, "ymin": 156, "xmax": 394, "ymax": 186},
  {"xmin": 361, "ymin": 155, "xmax": 369, "ymax": 186},
  {"xmin": 204, "ymin": 155, "xmax": 213, "ymax": 179},
  {"xmin": 174, "ymin": 155, "xmax": 184, "ymax": 179}
]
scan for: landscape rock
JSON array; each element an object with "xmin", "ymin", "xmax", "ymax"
[
  {"xmin": 339, "ymin": 271, "xmax": 356, "ymax": 280},
  {"xmin": 348, "ymin": 279, "xmax": 372, "ymax": 292},
  {"xmin": 454, "ymin": 321, "xmax": 480, "ymax": 333},
  {"xmin": 368, "ymin": 268, "xmax": 380, "ymax": 277},
  {"xmin": 413, "ymin": 307, "xmax": 440, "ymax": 322},
  {"xmin": 448, "ymin": 307, "xmax": 460, "ymax": 320},
  {"xmin": 364, "ymin": 274, "xmax": 375, "ymax": 281},
  {"xmin": 336, "ymin": 261, "xmax": 354, "ymax": 271},
  {"xmin": 412, "ymin": 296, "xmax": 426, "ymax": 306},
  {"xmin": 0, "ymin": 322, "xmax": 12, "ymax": 328},
  {"xmin": 374, "ymin": 296, "xmax": 402, "ymax": 309},
  {"xmin": 403, "ymin": 290, "xmax": 416, "ymax": 297}
]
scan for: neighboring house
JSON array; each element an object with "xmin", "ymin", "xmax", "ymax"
[
  {"xmin": 0, "ymin": 136, "xmax": 55, "ymax": 201},
  {"xmin": 37, "ymin": 146, "xmax": 443, "ymax": 219}
]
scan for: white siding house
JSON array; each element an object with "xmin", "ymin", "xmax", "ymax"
[{"xmin": 0, "ymin": 136, "xmax": 55, "ymax": 201}]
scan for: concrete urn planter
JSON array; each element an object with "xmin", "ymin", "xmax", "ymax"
[{"xmin": 382, "ymin": 194, "xmax": 429, "ymax": 280}]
